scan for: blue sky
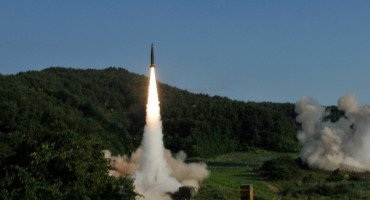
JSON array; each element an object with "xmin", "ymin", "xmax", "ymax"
[{"xmin": 1, "ymin": 1, "xmax": 370, "ymax": 105}]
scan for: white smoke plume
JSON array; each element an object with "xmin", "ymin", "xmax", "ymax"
[
  {"xmin": 296, "ymin": 93, "xmax": 370, "ymax": 171},
  {"xmin": 104, "ymin": 148, "xmax": 209, "ymax": 199},
  {"xmin": 104, "ymin": 68, "xmax": 209, "ymax": 200}
]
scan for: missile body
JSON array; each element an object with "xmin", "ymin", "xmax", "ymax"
[{"xmin": 150, "ymin": 43, "xmax": 155, "ymax": 68}]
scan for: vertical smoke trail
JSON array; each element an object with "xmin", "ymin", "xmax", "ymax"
[
  {"xmin": 103, "ymin": 48, "xmax": 209, "ymax": 198},
  {"xmin": 133, "ymin": 67, "xmax": 181, "ymax": 198}
]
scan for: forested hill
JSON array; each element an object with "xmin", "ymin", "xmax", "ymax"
[{"xmin": 1, "ymin": 67, "xmax": 302, "ymax": 158}]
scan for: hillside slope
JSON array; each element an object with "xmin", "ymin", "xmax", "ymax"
[{"xmin": 0, "ymin": 67, "xmax": 301, "ymax": 158}]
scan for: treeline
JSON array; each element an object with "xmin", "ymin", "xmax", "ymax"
[
  {"xmin": 0, "ymin": 67, "xmax": 303, "ymax": 159},
  {"xmin": 160, "ymin": 87, "xmax": 301, "ymax": 157}
]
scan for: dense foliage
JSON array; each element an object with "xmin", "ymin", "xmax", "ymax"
[
  {"xmin": 0, "ymin": 67, "xmax": 302, "ymax": 159},
  {"xmin": 326, "ymin": 169, "xmax": 344, "ymax": 182},
  {"xmin": 260, "ymin": 156, "xmax": 301, "ymax": 180},
  {"xmin": 0, "ymin": 130, "xmax": 138, "ymax": 199}
]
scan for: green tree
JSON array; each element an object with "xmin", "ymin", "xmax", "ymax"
[
  {"xmin": 260, "ymin": 156, "xmax": 301, "ymax": 180},
  {"xmin": 0, "ymin": 130, "xmax": 138, "ymax": 200},
  {"xmin": 326, "ymin": 169, "xmax": 344, "ymax": 182}
]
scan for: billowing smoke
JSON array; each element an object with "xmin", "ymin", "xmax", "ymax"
[
  {"xmin": 104, "ymin": 148, "xmax": 209, "ymax": 199},
  {"xmin": 104, "ymin": 68, "xmax": 209, "ymax": 199},
  {"xmin": 296, "ymin": 93, "xmax": 370, "ymax": 171}
]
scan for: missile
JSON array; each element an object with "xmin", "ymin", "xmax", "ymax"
[{"xmin": 150, "ymin": 43, "xmax": 155, "ymax": 68}]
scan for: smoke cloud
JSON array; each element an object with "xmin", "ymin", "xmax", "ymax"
[
  {"xmin": 296, "ymin": 93, "xmax": 370, "ymax": 171},
  {"xmin": 104, "ymin": 148, "xmax": 209, "ymax": 200}
]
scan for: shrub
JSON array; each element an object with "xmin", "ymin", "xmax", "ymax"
[
  {"xmin": 260, "ymin": 156, "xmax": 301, "ymax": 180},
  {"xmin": 302, "ymin": 174, "xmax": 315, "ymax": 184},
  {"xmin": 348, "ymin": 173, "xmax": 367, "ymax": 181},
  {"xmin": 326, "ymin": 169, "xmax": 344, "ymax": 182},
  {"xmin": 307, "ymin": 183, "xmax": 350, "ymax": 196}
]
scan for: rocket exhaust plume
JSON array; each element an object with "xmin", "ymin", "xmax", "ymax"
[
  {"xmin": 104, "ymin": 44, "xmax": 209, "ymax": 200},
  {"xmin": 296, "ymin": 93, "xmax": 370, "ymax": 171},
  {"xmin": 133, "ymin": 66, "xmax": 181, "ymax": 197}
]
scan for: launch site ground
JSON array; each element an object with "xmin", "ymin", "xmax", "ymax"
[{"xmin": 191, "ymin": 150, "xmax": 370, "ymax": 200}]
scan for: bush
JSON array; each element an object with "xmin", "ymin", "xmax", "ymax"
[
  {"xmin": 302, "ymin": 174, "xmax": 315, "ymax": 184},
  {"xmin": 326, "ymin": 169, "xmax": 344, "ymax": 182},
  {"xmin": 260, "ymin": 156, "xmax": 301, "ymax": 180},
  {"xmin": 348, "ymin": 173, "xmax": 367, "ymax": 181},
  {"xmin": 305, "ymin": 183, "xmax": 350, "ymax": 196}
]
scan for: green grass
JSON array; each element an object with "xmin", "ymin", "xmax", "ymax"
[
  {"xmin": 192, "ymin": 150, "xmax": 294, "ymax": 200},
  {"xmin": 194, "ymin": 167, "xmax": 275, "ymax": 200},
  {"xmin": 210, "ymin": 149, "xmax": 296, "ymax": 162},
  {"xmin": 190, "ymin": 149, "xmax": 297, "ymax": 167}
]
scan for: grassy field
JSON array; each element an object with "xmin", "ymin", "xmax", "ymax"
[
  {"xmin": 192, "ymin": 150, "xmax": 294, "ymax": 200},
  {"xmin": 192, "ymin": 150, "xmax": 370, "ymax": 200},
  {"xmin": 194, "ymin": 167, "xmax": 275, "ymax": 200},
  {"xmin": 205, "ymin": 150, "xmax": 297, "ymax": 167}
]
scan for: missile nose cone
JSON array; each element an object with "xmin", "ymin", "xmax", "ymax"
[{"xmin": 150, "ymin": 43, "xmax": 155, "ymax": 68}]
